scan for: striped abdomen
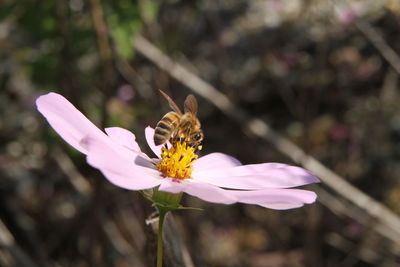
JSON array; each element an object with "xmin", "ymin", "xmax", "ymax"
[{"xmin": 154, "ymin": 111, "xmax": 180, "ymax": 145}]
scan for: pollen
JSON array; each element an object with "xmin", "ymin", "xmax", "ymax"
[{"xmin": 156, "ymin": 142, "xmax": 198, "ymax": 180}]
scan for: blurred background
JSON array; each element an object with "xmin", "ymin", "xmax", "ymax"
[{"xmin": 1, "ymin": 0, "xmax": 400, "ymax": 266}]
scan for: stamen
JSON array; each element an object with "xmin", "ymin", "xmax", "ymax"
[{"xmin": 156, "ymin": 141, "xmax": 198, "ymax": 180}]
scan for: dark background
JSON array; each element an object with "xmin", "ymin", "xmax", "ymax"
[{"xmin": 1, "ymin": 0, "xmax": 400, "ymax": 266}]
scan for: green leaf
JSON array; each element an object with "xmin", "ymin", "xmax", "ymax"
[
  {"xmin": 109, "ymin": 15, "xmax": 142, "ymax": 60},
  {"xmin": 139, "ymin": 0, "xmax": 159, "ymax": 23},
  {"xmin": 177, "ymin": 205, "xmax": 203, "ymax": 211}
]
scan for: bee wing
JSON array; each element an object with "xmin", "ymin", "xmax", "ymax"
[
  {"xmin": 159, "ymin": 90, "xmax": 182, "ymax": 115},
  {"xmin": 184, "ymin": 94, "xmax": 198, "ymax": 115}
]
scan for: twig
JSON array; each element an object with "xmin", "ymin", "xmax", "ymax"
[
  {"xmin": 330, "ymin": 0, "xmax": 400, "ymax": 77},
  {"xmin": 133, "ymin": 35, "xmax": 400, "ymax": 245},
  {"xmin": 89, "ymin": 0, "xmax": 114, "ymax": 82},
  {"xmin": 102, "ymin": 218, "xmax": 146, "ymax": 267},
  {"xmin": 146, "ymin": 212, "xmax": 195, "ymax": 267},
  {"xmin": 0, "ymin": 219, "xmax": 40, "ymax": 267},
  {"xmin": 116, "ymin": 58, "xmax": 155, "ymax": 99},
  {"xmin": 53, "ymin": 147, "xmax": 92, "ymax": 196},
  {"xmin": 164, "ymin": 214, "xmax": 195, "ymax": 267},
  {"xmin": 325, "ymin": 232, "xmax": 380, "ymax": 266},
  {"xmin": 355, "ymin": 19, "xmax": 400, "ymax": 75},
  {"xmin": 89, "ymin": 0, "xmax": 115, "ymax": 128},
  {"xmin": 316, "ymin": 187, "xmax": 400, "ymax": 257}
]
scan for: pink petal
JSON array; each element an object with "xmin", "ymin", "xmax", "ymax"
[
  {"xmin": 193, "ymin": 163, "xmax": 319, "ymax": 189},
  {"xmin": 159, "ymin": 179, "xmax": 317, "ymax": 210},
  {"xmin": 145, "ymin": 126, "xmax": 162, "ymax": 158},
  {"xmin": 194, "ymin": 153, "xmax": 242, "ymax": 170},
  {"xmin": 145, "ymin": 126, "xmax": 171, "ymax": 158},
  {"xmin": 84, "ymin": 136, "xmax": 162, "ymax": 190},
  {"xmin": 258, "ymin": 203, "xmax": 304, "ymax": 210},
  {"xmin": 159, "ymin": 179, "xmax": 237, "ymax": 204},
  {"xmin": 105, "ymin": 127, "xmax": 141, "ymax": 152},
  {"xmin": 230, "ymin": 189, "xmax": 317, "ymax": 210},
  {"xmin": 104, "ymin": 127, "xmax": 152, "ymax": 163},
  {"xmin": 36, "ymin": 93, "xmax": 107, "ymax": 154}
]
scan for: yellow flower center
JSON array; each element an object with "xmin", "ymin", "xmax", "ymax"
[{"xmin": 156, "ymin": 142, "xmax": 201, "ymax": 180}]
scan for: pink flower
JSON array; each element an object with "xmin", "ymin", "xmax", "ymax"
[{"xmin": 36, "ymin": 92, "xmax": 319, "ymax": 210}]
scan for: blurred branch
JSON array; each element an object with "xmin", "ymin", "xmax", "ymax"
[
  {"xmin": 133, "ymin": 35, "xmax": 400, "ymax": 245},
  {"xmin": 317, "ymin": 187, "xmax": 399, "ymax": 259},
  {"xmin": 355, "ymin": 20, "xmax": 400, "ymax": 75},
  {"xmin": 0, "ymin": 219, "xmax": 40, "ymax": 267},
  {"xmin": 116, "ymin": 58, "xmax": 155, "ymax": 99},
  {"xmin": 147, "ymin": 213, "xmax": 194, "ymax": 267},
  {"xmin": 89, "ymin": 0, "xmax": 115, "ymax": 128},
  {"xmin": 89, "ymin": 0, "xmax": 114, "ymax": 83},
  {"xmin": 102, "ymin": 217, "xmax": 146, "ymax": 267},
  {"xmin": 53, "ymin": 147, "xmax": 92, "ymax": 197},
  {"xmin": 325, "ymin": 232, "xmax": 379, "ymax": 266}
]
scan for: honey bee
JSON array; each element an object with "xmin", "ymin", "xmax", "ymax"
[{"xmin": 154, "ymin": 90, "xmax": 204, "ymax": 148}]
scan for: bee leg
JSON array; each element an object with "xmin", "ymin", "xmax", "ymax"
[
  {"xmin": 194, "ymin": 145, "xmax": 202, "ymax": 153},
  {"xmin": 179, "ymin": 133, "xmax": 185, "ymax": 143}
]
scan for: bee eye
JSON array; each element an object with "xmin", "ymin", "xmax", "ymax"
[{"xmin": 193, "ymin": 132, "xmax": 203, "ymax": 141}]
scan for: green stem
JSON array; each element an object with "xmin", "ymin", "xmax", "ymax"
[{"xmin": 156, "ymin": 209, "xmax": 167, "ymax": 267}]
